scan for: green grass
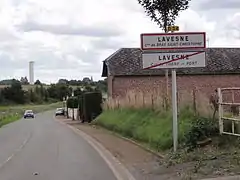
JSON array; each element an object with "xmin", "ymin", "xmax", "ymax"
[
  {"xmin": 0, "ymin": 114, "xmax": 21, "ymax": 128},
  {"xmin": 0, "ymin": 102, "xmax": 62, "ymax": 127},
  {"xmin": 94, "ymin": 106, "xmax": 195, "ymax": 151}
]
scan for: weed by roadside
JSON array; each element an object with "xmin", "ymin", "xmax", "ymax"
[
  {"xmin": 95, "ymin": 106, "xmax": 197, "ymax": 151},
  {"xmin": 0, "ymin": 114, "xmax": 21, "ymax": 127},
  {"xmin": 160, "ymin": 135, "xmax": 240, "ymax": 179}
]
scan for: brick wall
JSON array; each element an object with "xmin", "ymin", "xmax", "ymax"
[{"xmin": 110, "ymin": 74, "xmax": 240, "ymax": 102}]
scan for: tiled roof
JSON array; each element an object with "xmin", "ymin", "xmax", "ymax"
[{"xmin": 102, "ymin": 48, "xmax": 240, "ymax": 77}]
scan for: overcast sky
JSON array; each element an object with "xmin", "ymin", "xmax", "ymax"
[{"xmin": 0, "ymin": 0, "xmax": 239, "ymax": 84}]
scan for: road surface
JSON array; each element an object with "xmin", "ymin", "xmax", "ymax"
[{"xmin": 0, "ymin": 111, "xmax": 117, "ymax": 180}]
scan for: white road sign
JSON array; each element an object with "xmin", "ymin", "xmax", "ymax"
[
  {"xmin": 141, "ymin": 32, "xmax": 206, "ymax": 50},
  {"xmin": 142, "ymin": 51, "xmax": 206, "ymax": 69}
]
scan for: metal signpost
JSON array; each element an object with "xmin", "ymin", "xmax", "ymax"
[
  {"xmin": 140, "ymin": 30, "xmax": 206, "ymax": 152},
  {"xmin": 142, "ymin": 51, "xmax": 206, "ymax": 69},
  {"xmin": 141, "ymin": 32, "xmax": 206, "ymax": 50}
]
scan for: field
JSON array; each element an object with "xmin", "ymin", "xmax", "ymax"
[
  {"xmin": 0, "ymin": 84, "xmax": 81, "ymax": 90},
  {"xmin": 0, "ymin": 84, "xmax": 49, "ymax": 90},
  {"xmin": 0, "ymin": 102, "xmax": 62, "ymax": 127}
]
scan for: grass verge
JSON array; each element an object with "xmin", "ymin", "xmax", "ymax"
[
  {"xmin": 94, "ymin": 106, "xmax": 196, "ymax": 151},
  {"xmin": 93, "ymin": 89, "xmax": 240, "ymax": 178},
  {"xmin": 0, "ymin": 102, "xmax": 62, "ymax": 128},
  {"xmin": 94, "ymin": 107, "xmax": 240, "ymax": 179},
  {"xmin": 0, "ymin": 114, "xmax": 22, "ymax": 128}
]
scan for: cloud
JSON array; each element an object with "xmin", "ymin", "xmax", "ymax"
[
  {"xmin": 0, "ymin": 0, "xmax": 239, "ymax": 83},
  {"xmin": 18, "ymin": 21, "xmax": 124, "ymax": 37},
  {"xmin": 91, "ymin": 38, "xmax": 126, "ymax": 50},
  {"xmin": 196, "ymin": 0, "xmax": 240, "ymax": 10}
]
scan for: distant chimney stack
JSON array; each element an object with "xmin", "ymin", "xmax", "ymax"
[{"xmin": 29, "ymin": 61, "xmax": 34, "ymax": 85}]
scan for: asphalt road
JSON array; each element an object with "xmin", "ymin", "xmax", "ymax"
[{"xmin": 0, "ymin": 111, "xmax": 117, "ymax": 180}]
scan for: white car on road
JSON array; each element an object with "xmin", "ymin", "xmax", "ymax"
[{"xmin": 23, "ymin": 110, "xmax": 35, "ymax": 119}]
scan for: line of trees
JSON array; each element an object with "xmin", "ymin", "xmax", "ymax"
[
  {"xmin": 0, "ymin": 80, "xmax": 56, "ymax": 104},
  {"xmin": 0, "ymin": 78, "xmax": 107, "ymax": 92},
  {"xmin": 0, "ymin": 78, "xmax": 107, "ymax": 105}
]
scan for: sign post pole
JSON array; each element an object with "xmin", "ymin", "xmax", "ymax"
[
  {"xmin": 172, "ymin": 68, "xmax": 178, "ymax": 152},
  {"xmin": 169, "ymin": 28, "xmax": 178, "ymax": 152}
]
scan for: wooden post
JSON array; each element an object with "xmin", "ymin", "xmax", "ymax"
[
  {"xmin": 142, "ymin": 93, "xmax": 145, "ymax": 107},
  {"xmin": 135, "ymin": 94, "xmax": 137, "ymax": 106},
  {"xmin": 218, "ymin": 88, "xmax": 223, "ymax": 134},
  {"xmin": 117, "ymin": 99, "xmax": 120, "ymax": 109},
  {"xmin": 151, "ymin": 94, "xmax": 154, "ymax": 110},
  {"xmin": 166, "ymin": 70, "xmax": 169, "ymax": 108},
  {"xmin": 193, "ymin": 89, "xmax": 197, "ymax": 114}
]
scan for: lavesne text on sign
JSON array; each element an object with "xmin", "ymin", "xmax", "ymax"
[
  {"xmin": 142, "ymin": 51, "xmax": 206, "ymax": 69},
  {"xmin": 141, "ymin": 32, "xmax": 206, "ymax": 50}
]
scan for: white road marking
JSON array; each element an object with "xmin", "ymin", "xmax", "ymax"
[
  {"xmin": 55, "ymin": 118, "xmax": 136, "ymax": 180},
  {"xmin": 0, "ymin": 132, "xmax": 32, "ymax": 170}
]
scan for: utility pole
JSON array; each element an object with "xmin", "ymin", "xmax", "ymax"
[{"xmin": 66, "ymin": 95, "xmax": 69, "ymax": 118}]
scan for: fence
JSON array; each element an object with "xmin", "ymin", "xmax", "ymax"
[
  {"xmin": 218, "ymin": 87, "xmax": 240, "ymax": 136},
  {"xmin": 104, "ymin": 89, "xmax": 212, "ymax": 116}
]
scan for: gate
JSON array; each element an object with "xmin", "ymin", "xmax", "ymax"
[{"xmin": 218, "ymin": 87, "xmax": 240, "ymax": 136}]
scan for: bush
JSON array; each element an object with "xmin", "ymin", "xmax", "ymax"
[
  {"xmin": 67, "ymin": 97, "xmax": 78, "ymax": 108},
  {"xmin": 78, "ymin": 95, "xmax": 84, "ymax": 120},
  {"xmin": 184, "ymin": 117, "xmax": 219, "ymax": 150},
  {"xmin": 82, "ymin": 92, "xmax": 102, "ymax": 122}
]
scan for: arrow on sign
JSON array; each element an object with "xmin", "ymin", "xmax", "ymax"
[{"xmin": 143, "ymin": 51, "xmax": 204, "ymax": 70}]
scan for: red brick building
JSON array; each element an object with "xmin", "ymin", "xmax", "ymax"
[{"xmin": 101, "ymin": 48, "xmax": 240, "ymax": 99}]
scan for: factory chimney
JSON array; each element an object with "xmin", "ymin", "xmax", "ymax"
[{"xmin": 29, "ymin": 61, "xmax": 34, "ymax": 85}]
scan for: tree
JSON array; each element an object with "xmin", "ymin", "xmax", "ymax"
[
  {"xmin": 0, "ymin": 90, "xmax": 3, "ymax": 103},
  {"xmin": 2, "ymin": 80, "xmax": 25, "ymax": 104},
  {"xmin": 58, "ymin": 79, "xmax": 68, "ymax": 84},
  {"xmin": 44, "ymin": 89, "xmax": 49, "ymax": 102},
  {"xmin": 137, "ymin": 0, "xmax": 191, "ymax": 32},
  {"xmin": 137, "ymin": 0, "xmax": 191, "ymax": 110},
  {"xmin": 82, "ymin": 77, "xmax": 91, "ymax": 85},
  {"xmin": 20, "ymin": 76, "xmax": 29, "ymax": 85},
  {"xmin": 84, "ymin": 85, "xmax": 94, "ymax": 92},
  {"xmin": 47, "ymin": 84, "xmax": 71, "ymax": 101},
  {"xmin": 40, "ymin": 84, "xmax": 45, "ymax": 98},
  {"xmin": 74, "ymin": 87, "xmax": 83, "ymax": 96},
  {"xmin": 29, "ymin": 89, "xmax": 37, "ymax": 103},
  {"xmin": 0, "ymin": 79, "xmax": 20, "ymax": 85},
  {"xmin": 34, "ymin": 80, "xmax": 41, "ymax": 85},
  {"xmin": 67, "ymin": 79, "xmax": 82, "ymax": 86},
  {"xmin": 96, "ymin": 79, "xmax": 107, "ymax": 93}
]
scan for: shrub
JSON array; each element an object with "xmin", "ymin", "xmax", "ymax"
[
  {"xmin": 78, "ymin": 95, "xmax": 84, "ymax": 120},
  {"xmin": 67, "ymin": 97, "xmax": 78, "ymax": 108},
  {"xmin": 82, "ymin": 92, "xmax": 102, "ymax": 122},
  {"xmin": 184, "ymin": 117, "xmax": 219, "ymax": 150}
]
